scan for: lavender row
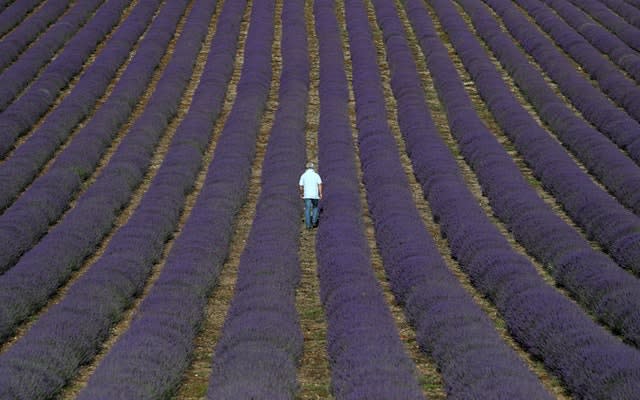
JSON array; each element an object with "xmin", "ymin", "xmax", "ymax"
[
  {"xmin": 625, "ymin": 0, "xmax": 640, "ymax": 11},
  {"xmin": 0, "ymin": 0, "xmax": 103, "ymax": 110},
  {"xmin": 459, "ymin": 0, "xmax": 640, "ymax": 217},
  {"xmin": 313, "ymin": 2, "xmax": 426, "ymax": 399},
  {"xmin": 0, "ymin": 0, "xmax": 129, "ymax": 152},
  {"xmin": 0, "ymin": 0, "xmax": 103, "ymax": 105},
  {"xmin": 0, "ymin": 1, "xmax": 160, "ymax": 214},
  {"xmin": 538, "ymin": 0, "xmax": 640, "ymax": 83},
  {"xmin": 597, "ymin": 0, "xmax": 640, "ymax": 29},
  {"xmin": 0, "ymin": 0, "xmax": 167, "ymax": 275},
  {"xmin": 457, "ymin": 0, "xmax": 640, "ymax": 342},
  {"xmin": 477, "ymin": 0, "xmax": 640, "ymax": 274},
  {"xmin": 0, "ymin": 0, "xmax": 198, "ymax": 339},
  {"xmin": 0, "ymin": 0, "xmax": 41, "ymax": 37},
  {"xmin": 0, "ymin": 0, "xmax": 71, "ymax": 72},
  {"xmin": 402, "ymin": 0, "xmax": 640, "ymax": 397},
  {"xmin": 4, "ymin": 0, "xmax": 159, "ymax": 184},
  {"xmin": 422, "ymin": 0, "xmax": 640, "ymax": 346},
  {"xmin": 77, "ymin": 1, "xmax": 251, "ymax": 398},
  {"xmin": 564, "ymin": 0, "xmax": 640, "ymax": 51},
  {"xmin": 207, "ymin": 3, "xmax": 309, "ymax": 397},
  {"xmin": 482, "ymin": 0, "xmax": 640, "ymax": 161},
  {"xmin": 0, "ymin": 0, "xmax": 158, "ymax": 208},
  {"xmin": 0, "ymin": 0, "xmax": 12, "ymax": 14},
  {"xmin": 512, "ymin": 0, "xmax": 640, "ymax": 128},
  {"xmin": 345, "ymin": 0, "xmax": 554, "ymax": 397},
  {"xmin": 0, "ymin": 0, "xmax": 220, "ymax": 397}
]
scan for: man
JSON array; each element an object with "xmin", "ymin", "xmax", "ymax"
[{"xmin": 299, "ymin": 161, "xmax": 322, "ymax": 229}]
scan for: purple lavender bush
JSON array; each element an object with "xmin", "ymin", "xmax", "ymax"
[
  {"xmin": 345, "ymin": 0, "xmax": 553, "ymax": 397},
  {"xmin": 483, "ymin": 0, "xmax": 640, "ymax": 162},
  {"xmin": 561, "ymin": 0, "xmax": 640, "ymax": 51},
  {"xmin": 0, "ymin": 0, "xmax": 222, "ymax": 396},
  {"xmin": 312, "ymin": 3, "xmax": 427, "ymax": 398},
  {"xmin": 0, "ymin": 0, "xmax": 71, "ymax": 72},
  {"xmin": 0, "ymin": 0, "xmax": 129, "ymax": 153},
  {"xmin": 440, "ymin": 0, "xmax": 640, "ymax": 344},
  {"xmin": 537, "ymin": 0, "xmax": 640, "ymax": 83},
  {"xmin": 0, "ymin": 0, "xmax": 164, "ymax": 213},
  {"xmin": 434, "ymin": 0, "xmax": 640, "ymax": 275},
  {"xmin": 0, "ymin": 0, "xmax": 42, "ymax": 37},
  {"xmin": 204, "ymin": 1, "xmax": 305, "ymax": 398},
  {"xmin": 0, "ymin": 0, "xmax": 179, "ymax": 278},
  {"xmin": 396, "ymin": 0, "xmax": 640, "ymax": 397},
  {"xmin": 595, "ymin": 0, "xmax": 640, "ymax": 29},
  {"xmin": 511, "ymin": 0, "xmax": 640, "ymax": 129},
  {"xmin": 456, "ymin": 0, "xmax": 640, "ymax": 216}
]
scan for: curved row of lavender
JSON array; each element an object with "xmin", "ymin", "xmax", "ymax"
[
  {"xmin": 356, "ymin": 2, "xmax": 549, "ymax": 399},
  {"xmin": 206, "ymin": 2, "xmax": 308, "ymax": 397},
  {"xmin": 0, "ymin": 0, "xmax": 188, "ymax": 339},
  {"xmin": 511, "ymin": 0, "xmax": 640, "ymax": 133},
  {"xmin": 0, "ymin": 0, "xmax": 134, "ymax": 207},
  {"xmin": 76, "ymin": 1, "xmax": 249, "ymax": 397},
  {"xmin": 0, "ymin": 1, "xmax": 10, "ymax": 14},
  {"xmin": 482, "ymin": 0, "xmax": 640, "ymax": 163},
  {"xmin": 0, "ymin": 0, "xmax": 129, "ymax": 153},
  {"xmin": 347, "ymin": 0, "xmax": 553, "ymax": 398},
  {"xmin": 313, "ymin": 2, "xmax": 426, "ymax": 399},
  {"xmin": 0, "ymin": 0, "xmax": 42, "ymax": 37},
  {"xmin": 538, "ymin": 0, "xmax": 640, "ymax": 83},
  {"xmin": 457, "ymin": 0, "xmax": 640, "ymax": 219},
  {"xmin": 430, "ymin": 0, "xmax": 640, "ymax": 344},
  {"xmin": 409, "ymin": 1, "xmax": 640, "ymax": 345},
  {"xmin": 0, "ymin": 2, "xmax": 178, "ymax": 284},
  {"xmin": 598, "ymin": 0, "xmax": 640, "ymax": 29},
  {"xmin": 447, "ymin": 0, "xmax": 640, "ymax": 275},
  {"xmin": 564, "ymin": 0, "xmax": 640, "ymax": 52},
  {"xmin": 0, "ymin": 0, "xmax": 71, "ymax": 72},
  {"xmin": 0, "ymin": 0, "xmax": 104, "ymax": 105},
  {"xmin": 0, "ymin": 0, "xmax": 189, "ymax": 343},
  {"xmin": 0, "ymin": 0, "xmax": 166, "ymax": 273},
  {"xmin": 400, "ymin": 0, "xmax": 640, "ymax": 397},
  {"xmin": 0, "ymin": 0, "xmax": 220, "ymax": 396}
]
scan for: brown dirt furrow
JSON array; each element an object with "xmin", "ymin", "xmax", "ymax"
[
  {"xmin": 338, "ymin": 1, "xmax": 446, "ymax": 399},
  {"xmin": 295, "ymin": 1, "xmax": 332, "ymax": 399},
  {"xmin": 2, "ymin": 0, "xmax": 139, "ymax": 162},
  {"xmin": 56, "ymin": 0, "xmax": 222, "ymax": 397},
  {"xmin": 0, "ymin": 0, "xmax": 190, "ymax": 356},
  {"xmin": 173, "ymin": 0, "xmax": 282, "ymax": 397}
]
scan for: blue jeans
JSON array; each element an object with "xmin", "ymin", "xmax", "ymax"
[{"xmin": 304, "ymin": 198, "xmax": 319, "ymax": 228}]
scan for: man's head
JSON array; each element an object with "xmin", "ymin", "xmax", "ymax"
[{"xmin": 306, "ymin": 162, "xmax": 314, "ymax": 169}]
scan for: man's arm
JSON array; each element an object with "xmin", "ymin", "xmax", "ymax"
[
  {"xmin": 318, "ymin": 183, "xmax": 322, "ymax": 199},
  {"xmin": 299, "ymin": 185, "xmax": 304, "ymax": 198}
]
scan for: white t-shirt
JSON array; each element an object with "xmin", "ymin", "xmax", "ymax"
[{"xmin": 299, "ymin": 169, "xmax": 322, "ymax": 199}]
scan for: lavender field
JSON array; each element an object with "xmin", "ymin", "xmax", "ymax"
[{"xmin": 1, "ymin": 0, "xmax": 640, "ymax": 398}]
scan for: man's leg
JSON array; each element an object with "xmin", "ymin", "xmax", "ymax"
[
  {"xmin": 304, "ymin": 198, "xmax": 312, "ymax": 229},
  {"xmin": 311, "ymin": 199, "xmax": 319, "ymax": 227}
]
